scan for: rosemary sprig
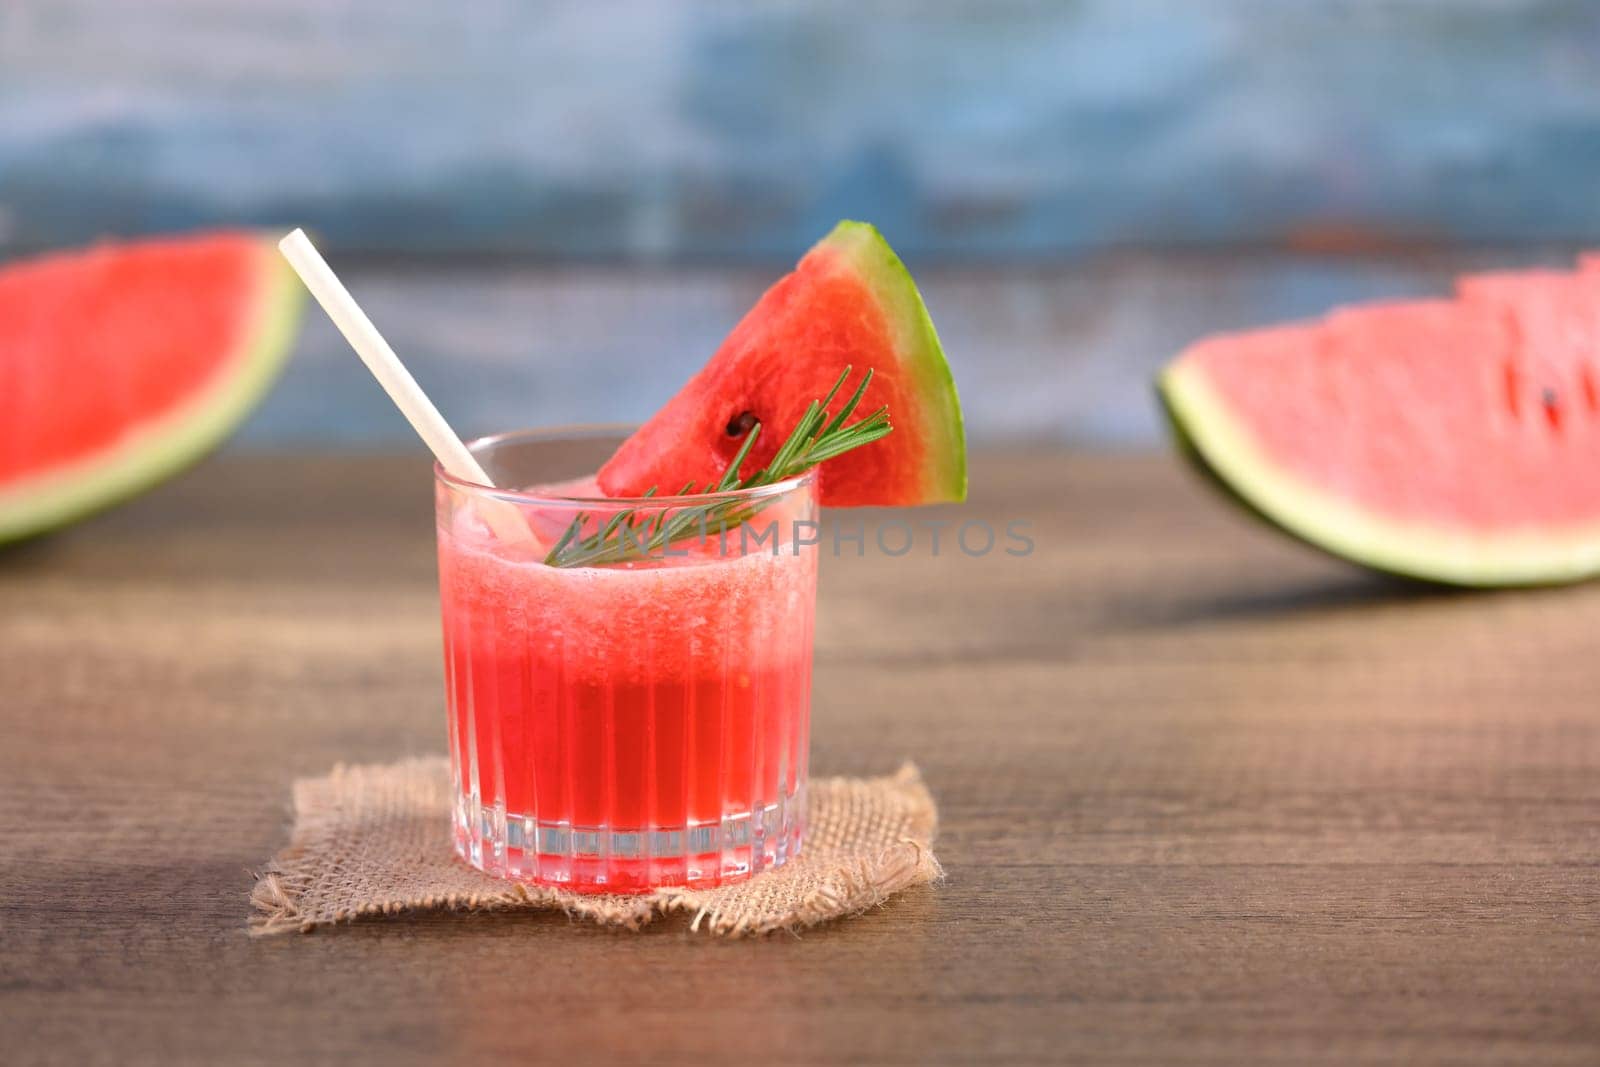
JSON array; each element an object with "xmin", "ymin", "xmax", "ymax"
[{"xmin": 544, "ymin": 366, "xmax": 891, "ymax": 567}]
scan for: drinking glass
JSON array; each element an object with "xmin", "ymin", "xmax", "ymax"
[{"xmin": 434, "ymin": 427, "xmax": 817, "ymax": 892}]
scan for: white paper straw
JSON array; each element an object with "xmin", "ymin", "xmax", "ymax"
[{"xmin": 278, "ymin": 229, "xmax": 533, "ymax": 546}]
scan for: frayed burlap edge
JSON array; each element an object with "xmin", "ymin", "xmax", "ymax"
[{"xmin": 250, "ymin": 758, "xmax": 940, "ymax": 938}]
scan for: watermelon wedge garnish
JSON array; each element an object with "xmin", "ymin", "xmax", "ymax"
[
  {"xmin": 598, "ymin": 221, "xmax": 965, "ymax": 506},
  {"xmin": 1159, "ymin": 264, "xmax": 1600, "ymax": 587},
  {"xmin": 0, "ymin": 232, "xmax": 303, "ymax": 543}
]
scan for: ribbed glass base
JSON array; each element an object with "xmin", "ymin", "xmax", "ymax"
[{"xmin": 453, "ymin": 785, "xmax": 806, "ymax": 893}]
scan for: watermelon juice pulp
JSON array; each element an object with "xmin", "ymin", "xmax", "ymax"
[{"xmin": 435, "ymin": 430, "xmax": 817, "ymax": 892}]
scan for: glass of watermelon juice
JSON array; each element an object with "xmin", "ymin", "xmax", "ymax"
[{"xmin": 435, "ymin": 427, "xmax": 817, "ymax": 892}]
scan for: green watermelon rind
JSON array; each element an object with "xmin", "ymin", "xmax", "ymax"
[
  {"xmin": 1158, "ymin": 359, "xmax": 1600, "ymax": 588},
  {"xmin": 819, "ymin": 221, "xmax": 968, "ymax": 503},
  {"xmin": 0, "ymin": 238, "xmax": 304, "ymax": 545}
]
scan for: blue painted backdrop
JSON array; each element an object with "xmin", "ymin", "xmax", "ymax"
[
  {"xmin": 4, "ymin": 2, "xmax": 1599, "ymax": 446},
  {"xmin": 3, "ymin": 0, "xmax": 1599, "ymax": 260}
]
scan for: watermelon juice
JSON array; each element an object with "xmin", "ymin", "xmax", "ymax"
[{"xmin": 435, "ymin": 429, "xmax": 817, "ymax": 892}]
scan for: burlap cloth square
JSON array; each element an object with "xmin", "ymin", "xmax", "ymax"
[{"xmin": 250, "ymin": 758, "xmax": 940, "ymax": 937}]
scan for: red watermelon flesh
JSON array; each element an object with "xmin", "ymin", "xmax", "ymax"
[
  {"xmin": 0, "ymin": 232, "xmax": 303, "ymax": 543},
  {"xmin": 1458, "ymin": 270, "xmax": 1600, "ymax": 448},
  {"xmin": 1160, "ymin": 273, "xmax": 1600, "ymax": 586},
  {"xmin": 598, "ymin": 221, "xmax": 965, "ymax": 507}
]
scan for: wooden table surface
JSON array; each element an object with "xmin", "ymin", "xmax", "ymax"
[{"xmin": 4, "ymin": 449, "xmax": 1599, "ymax": 1065}]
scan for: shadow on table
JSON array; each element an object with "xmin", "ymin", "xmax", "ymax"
[
  {"xmin": 1115, "ymin": 572, "xmax": 1490, "ymax": 631},
  {"xmin": 0, "ymin": 535, "xmax": 67, "ymax": 573}
]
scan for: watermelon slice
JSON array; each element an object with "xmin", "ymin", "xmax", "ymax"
[
  {"xmin": 0, "ymin": 232, "xmax": 303, "ymax": 543},
  {"xmin": 598, "ymin": 221, "xmax": 965, "ymax": 506},
  {"xmin": 1160, "ymin": 273, "xmax": 1600, "ymax": 587}
]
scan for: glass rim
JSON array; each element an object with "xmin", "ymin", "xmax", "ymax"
[{"xmin": 434, "ymin": 423, "xmax": 815, "ymax": 506}]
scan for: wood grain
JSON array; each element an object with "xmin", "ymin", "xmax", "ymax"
[{"xmin": 3, "ymin": 449, "xmax": 1600, "ymax": 1065}]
